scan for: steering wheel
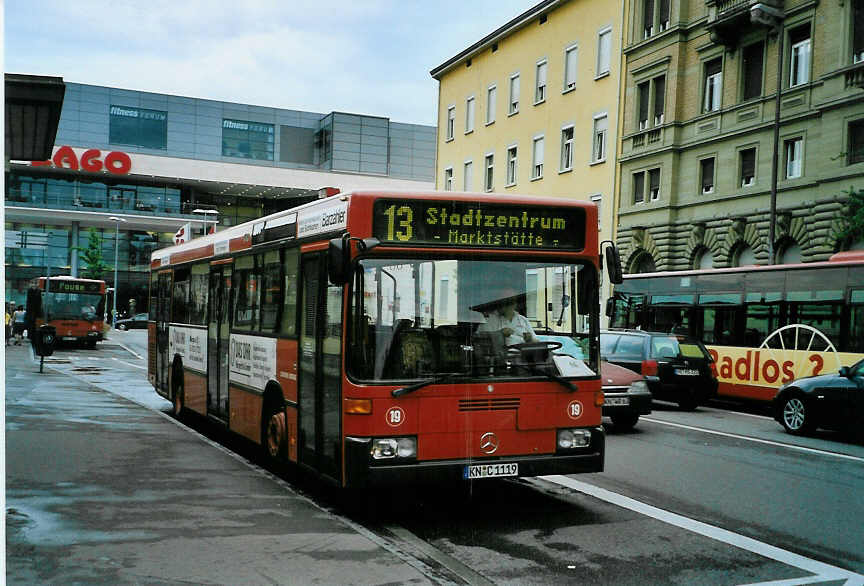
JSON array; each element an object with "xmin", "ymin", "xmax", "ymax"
[{"xmin": 506, "ymin": 340, "xmax": 562, "ymax": 356}]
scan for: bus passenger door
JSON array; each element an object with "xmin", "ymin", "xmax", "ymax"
[
  {"xmin": 298, "ymin": 253, "xmax": 342, "ymax": 482},
  {"xmin": 207, "ymin": 264, "xmax": 231, "ymax": 422},
  {"xmin": 155, "ymin": 271, "xmax": 172, "ymax": 394}
]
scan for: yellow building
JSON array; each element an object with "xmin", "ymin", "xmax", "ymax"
[{"xmin": 430, "ymin": 0, "xmax": 626, "ymax": 311}]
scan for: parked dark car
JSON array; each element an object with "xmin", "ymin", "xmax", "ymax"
[
  {"xmin": 536, "ymin": 334, "xmax": 652, "ymax": 430},
  {"xmin": 773, "ymin": 358, "xmax": 864, "ymax": 436},
  {"xmin": 115, "ymin": 313, "xmax": 149, "ymax": 330},
  {"xmin": 600, "ymin": 329, "xmax": 717, "ymax": 410}
]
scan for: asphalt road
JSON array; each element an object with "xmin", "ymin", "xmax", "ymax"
[{"xmin": 8, "ymin": 330, "xmax": 864, "ymax": 585}]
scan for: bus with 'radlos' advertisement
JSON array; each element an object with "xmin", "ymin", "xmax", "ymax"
[
  {"xmin": 26, "ymin": 276, "xmax": 107, "ymax": 348},
  {"xmin": 148, "ymin": 190, "xmax": 622, "ymax": 488},
  {"xmin": 607, "ymin": 252, "xmax": 864, "ymax": 402}
]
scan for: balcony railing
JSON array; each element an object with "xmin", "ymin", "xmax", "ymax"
[
  {"xmin": 706, "ymin": 0, "xmax": 784, "ymax": 47},
  {"xmin": 845, "ymin": 60, "xmax": 864, "ymax": 89}
]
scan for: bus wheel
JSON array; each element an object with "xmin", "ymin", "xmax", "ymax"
[{"xmin": 263, "ymin": 407, "xmax": 286, "ymax": 459}]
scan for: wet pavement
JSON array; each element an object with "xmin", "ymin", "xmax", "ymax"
[{"xmin": 5, "ymin": 341, "xmax": 432, "ymax": 585}]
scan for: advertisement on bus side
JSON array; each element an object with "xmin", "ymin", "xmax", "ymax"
[
  {"xmin": 229, "ymin": 334, "xmax": 277, "ymax": 391},
  {"xmin": 168, "ymin": 326, "xmax": 207, "ymax": 374},
  {"xmin": 707, "ymin": 345, "xmax": 864, "ymax": 400}
]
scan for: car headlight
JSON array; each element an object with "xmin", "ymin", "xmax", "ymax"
[
  {"xmin": 629, "ymin": 380, "xmax": 649, "ymax": 393},
  {"xmin": 557, "ymin": 429, "xmax": 591, "ymax": 449},
  {"xmin": 370, "ymin": 437, "xmax": 417, "ymax": 460}
]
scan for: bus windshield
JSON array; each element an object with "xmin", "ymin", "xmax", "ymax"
[
  {"xmin": 44, "ymin": 292, "xmax": 104, "ymax": 321},
  {"xmin": 348, "ymin": 257, "xmax": 598, "ymax": 383}
]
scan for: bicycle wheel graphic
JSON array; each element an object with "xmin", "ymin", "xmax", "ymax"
[{"xmin": 758, "ymin": 324, "xmax": 840, "ymax": 381}]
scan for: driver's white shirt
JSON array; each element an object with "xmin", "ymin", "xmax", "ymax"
[{"xmin": 477, "ymin": 312, "xmax": 538, "ymax": 346}]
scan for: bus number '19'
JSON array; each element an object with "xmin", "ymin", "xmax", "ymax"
[{"xmin": 383, "ymin": 205, "xmax": 413, "ymax": 241}]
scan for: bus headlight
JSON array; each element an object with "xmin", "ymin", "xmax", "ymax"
[
  {"xmin": 557, "ymin": 429, "xmax": 591, "ymax": 449},
  {"xmin": 370, "ymin": 437, "xmax": 417, "ymax": 460}
]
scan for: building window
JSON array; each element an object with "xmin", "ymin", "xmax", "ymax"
[
  {"xmin": 486, "ymin": 85, "xmax": 496, "ymax": 125},
  {"xmin": 506, "ymin": 145, "xmax": 518, "ymax": 185},
  {"xmin": 854, "ymin": 0, "xmax": 864, "ymax": 63},
  {"xmin": 740, "ymin": 148, "xmax": 756, "ymax": 187},
  {"xmin": 700, "ymin": 157, "xmax": 715, "ymax": 194},
  {"xmin": 597, "ymin": 28, "xmax": 611, "ymax": 76},
  {"xmin": 509, "ymin": 74, "xmax": 520, "ymax": 114},
  {"xmin": 849, "ymin": 119, "xmax": 864, "ymax": 165},
  {"xmin": 564, "ymin": 45, "xmax": 578, "ymax": 90},
  {"xmin": 633, "ymin": 171, "xmax": 645, "ymax": 204},
  {"xmin": 444, "ymin": 167, "xmax": 454, "ymax": 191},
  {"xmin": 742, "ymin": 41, "xmax": 765, "ymax": 101},
  {"xmin": 789, "ymin": 25, "xmax": 811, "ymax": 87},
  {"xmin": 653, "ymin": 75, "xmax": 665, "ymax": 125},
  {"xmin": 484, "ymin": 153, "xmax": 495, "ymax": 191},
  {"xmin": 465, "ymin": 97, "xmax": 475, "ymax": 133},
  {"xmin": 642, "ymin": 0, "xmax": 670, "ymax": 39},
  {"xmin": 592, "ymin": 115, "xmax": 608, "ymax": 163},
  {"xmin": 222, "ymin": 119, "xmax": 274, "ymax": 160},
  {"xmin": 637, "ymin": 75, "xmax": 665, "ymax": 130},
  {"xmin": 535, "ymin": 60, "xmax": 548, "ymax": 103},
  {"xmin": 784, "ymin": 137, "xmax": 803, "ymax": 179},
  {"xmin": 532, "ymin": 136, "xmax": 544, "ymax": 179},
  {"xmin": 560, "ymin": 126, "xmax": 574, "ymax": 171},
  {"xmin": 703, "ymin": 58, "xmax": 723, "ymax": 112},
  {"xmin": 446, "ymin": 106, "xmax": 455, "ymax": 141},
  {"xmin": 648, "ymin": 168, "xmax": 660, "ymax": 200},
  {"xmin": 109, "ymin": 105, "xmax": 167, "ymax": 150},
  {"xmin": 638, "ymin": 81, "xmax": 650, "ymax": 130},
  {"xmin": 463, "ymin": 160, "xmax": 473, "ymax": 191},
  {"xmin": 591, "ymin": 194, "xmax": 602, "ymax": 229},
  {"xmin": 632, "ymin": 168, "xmax": 661, "ymax": 204}
]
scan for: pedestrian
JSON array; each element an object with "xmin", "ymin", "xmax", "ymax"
[
  {"xmin": 11, "ymin": 305, "xmax": 27, "ymax": 345},
  {"xmin": 5, "ymin": 305, "xmax": 12, "ymax": 346}
]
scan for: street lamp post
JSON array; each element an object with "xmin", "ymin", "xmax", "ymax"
[
  {"xmin": 192, "ymin": 208, "xmax": 219, "ymax": 235},
  {"xmin": 109, "ymin": 216, "xmax": 127, "ymax": 328}
]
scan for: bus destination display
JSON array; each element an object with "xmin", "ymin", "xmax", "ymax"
[
  {"xmin": 372, "ymin": 200, "xmax": 585, "ymax": 250},
  {"xmin": 46, "ymin": 280, "xmax": 102, "ymax": 294}
]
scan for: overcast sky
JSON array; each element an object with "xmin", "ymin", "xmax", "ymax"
[{"xmin": 5, "ymin": 1, "xmax": 535, "ymax": 126}]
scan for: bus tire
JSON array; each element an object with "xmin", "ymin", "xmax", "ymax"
[
  {"xmin": 86, "ymin": 339, "xmax": 97, "ymax": 349},
  {"xmin": 171, "ymin": 362, "xmax": 184, "ymax": 417}
]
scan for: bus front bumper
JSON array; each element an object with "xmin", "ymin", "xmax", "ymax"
[{"xmin": 344, "ymin": 428, "xmax": 605, "ymax": 488}]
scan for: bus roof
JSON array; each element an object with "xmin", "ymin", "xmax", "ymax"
[
  {"xmin": 38, "ymin": 275, "xmax": 106, "ymax": 284},
  {"xmin": 150, "ymin": 190, "xmax": 597, "ymax": 269},
  {"xmin": 622, "ymin": 253, "xmax": 864, "ymax": 281}
]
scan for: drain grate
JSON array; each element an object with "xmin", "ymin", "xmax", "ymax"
[{"xmin": 71, "ymin": 366, "xmax": 105, "ymax": 374}]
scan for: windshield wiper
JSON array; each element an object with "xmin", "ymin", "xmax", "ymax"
[
  {"xmin": 391, "ymin": 372, "xmax": 462, "ymax": 397},
  {"xmin": 523, "ymin": 364, "xmax": 579, "ymax": 392}
]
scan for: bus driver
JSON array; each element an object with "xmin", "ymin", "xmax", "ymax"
[{"xmin": 477, "ymin": 288, "xmax": 538, "ymax": 347}]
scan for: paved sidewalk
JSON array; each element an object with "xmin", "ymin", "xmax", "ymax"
[{"xmin": 5, "ymin": 343, "xmax": 431, "ymax": 585}]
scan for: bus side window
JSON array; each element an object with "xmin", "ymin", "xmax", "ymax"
[
  {"xmin": 280, "ymin": 248, "xmax": 299, "ymax": 337},
  {"xmin": 189, "ymin": 263, "xmax": 209, "ymax": 326},
  {"xmin": 850, "ymin": 297, "xmax": 864, "ymax": 353},
  {"xmin": 260, "ymin": 249, "xmax": 282, "ymax": 332}
]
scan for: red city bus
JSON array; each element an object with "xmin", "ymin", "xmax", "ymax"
[
  {"xmin": 26, "ymin": 276, "xmax": 107, "ymax": 348},
  {"xmin": 149, "ymin": 191, "xmax": 621, "ymax": 487},
  {"xmin": 607, "ymin": 251, "xmax": 864, "ymax": 402}
]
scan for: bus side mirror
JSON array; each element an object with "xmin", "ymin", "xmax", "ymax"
[
  {"xmin": 328, "ymin": 236, "xmax": 350, "ymax": 285},
  {"xmin": 605, "ymin": 297, "xmax": 616, "ymax": 319},
  {"xmin": 605, "ymin": 245, "xmax": 623, "ymax": 285}
]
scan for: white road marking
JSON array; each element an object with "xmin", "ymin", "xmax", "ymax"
[
  {"xmin": 640, "ymin": 417, "xmax": 864, "ymax": 464},
  {"xmin": 110, "ymin": 357, "xmax": 147, "ymax": 371},
  {"xmin": 541, "ymin": 475, "xmax": 864, "ymax": 586}
]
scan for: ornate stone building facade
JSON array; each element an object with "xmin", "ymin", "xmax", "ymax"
[{"xmin": 616, "ymin": 0, "xmax": 864, "ymax": 273}]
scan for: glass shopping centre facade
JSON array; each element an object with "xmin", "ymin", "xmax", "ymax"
[{"xmin": 5, "ymin": 82, "xmax": 435, "ymax": 310}]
